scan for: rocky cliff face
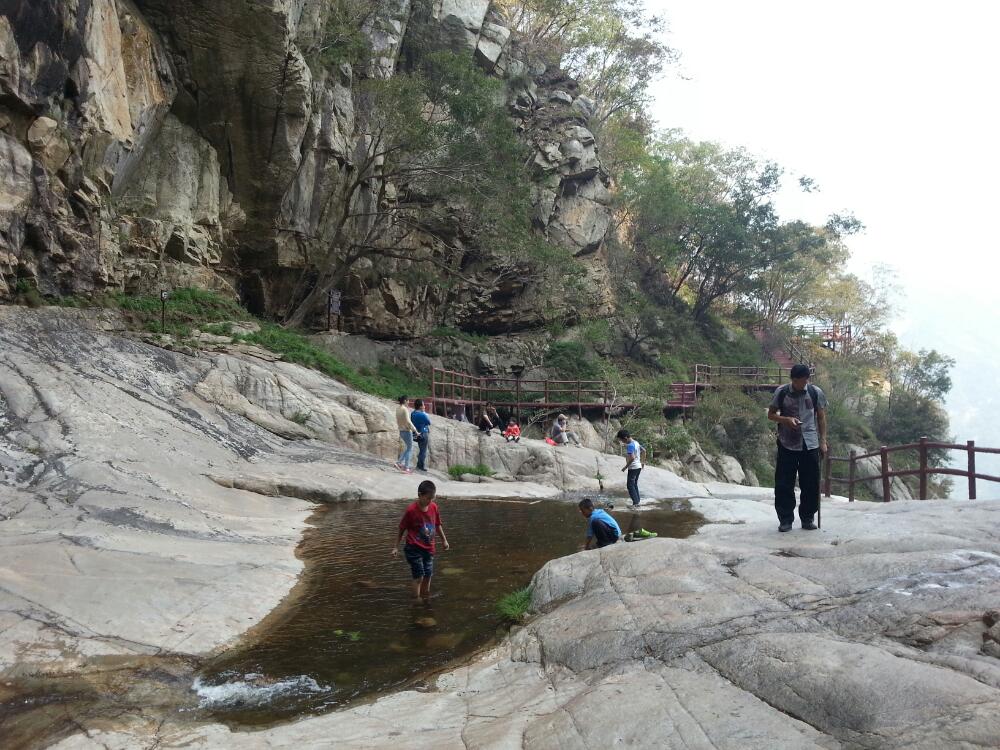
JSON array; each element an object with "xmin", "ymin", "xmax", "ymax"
[{"xmin": 0, "ymin": 0, "xmax": 614, "ymax": 336}]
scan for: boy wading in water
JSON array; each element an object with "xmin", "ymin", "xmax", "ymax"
[
  {"xmin": 392, "ymin": 480, "xmax": 449, "ymax": 602},
  {"xmin": 617, "ymin": 429, "xmax": 644, "ymax": 507},
  {"xmin": 578, "ymin": 497, "xmax": 621, "ymax": 549}
]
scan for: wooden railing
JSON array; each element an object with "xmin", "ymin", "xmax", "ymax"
[
  {"xmin": 795, "ymin": 324, "xmax": 852, "ymax": 341},
  {"xmin": 429, "ymin": 368, "xmax": 620, "ymax": 419},
  {"xmin": 694, "ymin": 364, "xmax": 802, "ymax": 383},
  {"xmin": 794, "ymin": 324, "xmax": 852, "ymax": 354},
  {"xmin": 823, "ymin": 437, "xmax": 1000, "ymax": 501}
]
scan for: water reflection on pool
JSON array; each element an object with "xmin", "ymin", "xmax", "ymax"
[{"xmin": 197, "ymin": 495, "xmax": 703, "ymax": 726}]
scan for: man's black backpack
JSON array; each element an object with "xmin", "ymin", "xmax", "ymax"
[{"xmin": 776, "ymin": 383, "xmax": 821, "ymax": 413}]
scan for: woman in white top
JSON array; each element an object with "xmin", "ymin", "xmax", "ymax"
[{"xmin": 395, "ymin": 395, "xmax": 418, "ymax": 473}]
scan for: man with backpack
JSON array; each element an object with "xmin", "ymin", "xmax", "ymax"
[{"xmin": 768, "ymin": 364, "xmax": 828, "ymax": 532}]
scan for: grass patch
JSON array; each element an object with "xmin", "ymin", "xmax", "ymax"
[
  {"xmin": 496, "ymin": 587, "xmax": 532, "ymax": 624},
  {"xmin": 428, "ymin": 325, "xmax": 489, "ymax": 345},
  {"xmin": 200, "ymin": 322, "xmax": 234, "ymax": 336},
  {"xmin": 447, "ymin": 463, "xmax": 495, "ymax": 479},
  {"xmin": 238, "ymin": 324, "xmax": 428, "ymax": 400},
  {"xmin": 289, "ymin": 410, "xmax": 311, "ymax": 425}
]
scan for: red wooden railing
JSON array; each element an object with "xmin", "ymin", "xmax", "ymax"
[
  {"xmin": 666, "ymin": 364, "xmax": 814, "ymax": 410},
  {"xmin": 794, "ymin": 324, "xmax": 852, "ymax": 354},
  {"xmin": 823, "ymin": 437, "xmax": 1000, "ymax": 501},
  {"xmin": 429, "ymin": 368, "xmax": 623, "ymax": 420}
]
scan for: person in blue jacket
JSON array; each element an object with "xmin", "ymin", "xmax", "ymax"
[
  {"xmin": 410, "ymin": 399, "xmax": 432, "ymax": 472},
  {"xmin": 578, "ymin": 497, "xmax": 621, "ymax": 549}
]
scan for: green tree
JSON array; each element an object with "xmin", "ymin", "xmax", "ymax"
[
  {"xmin": 743, "ymin": 221, "xmax": 853, "ymax": 327},
  {"xmin": 625, "ymin": 135, "xmax": 791, "ymax": 321},
  {"xmin": 496, "ymin": 0, "xmax": 672, "ymax": 124}
]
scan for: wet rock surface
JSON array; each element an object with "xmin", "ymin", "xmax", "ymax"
[
  {"xmin": 49, "ymin": 494, "xmax": 1000, "ymax": 749},
  {"xmin": 5, "ymin": 307, "xmax": 999, "ymax": 748},
  {"xmin": 0, "ymin": 307, "xmax": 566, "ymax": 677}
]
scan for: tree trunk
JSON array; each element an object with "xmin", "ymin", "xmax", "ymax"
[{"xmin": 283, "ymin": 261, "xmax": 344, "ymax": 329}]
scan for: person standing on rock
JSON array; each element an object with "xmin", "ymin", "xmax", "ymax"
[
  {"xmin": 392, "ymin": 480, "xmax": 449, "ymax": 603},
  {"xmin": 768, "ymin": 364, "xmax": 828, "ymax": 532},
  {"xmin": 395, "ymin": 396, "xmax": 417, "ymax": 474},
  {"xmin": 616, "ymin": 429, "xmax": 644, "ymax": 507},
  {"xmin": 411, "ymin": 399, "xmax": 432, "ymax": 472}
]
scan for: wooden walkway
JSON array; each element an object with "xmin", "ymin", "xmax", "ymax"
[
  {"xmin": 428, "ymin": 323, "xmax": 833, "ymax": 415},
  {"xmin": 428, "ymin": 368, "xmax": 631, "ymax": 420},
  {"xmin": 666, "ymin": 364, "xmax": 798, "ymax": 410}
]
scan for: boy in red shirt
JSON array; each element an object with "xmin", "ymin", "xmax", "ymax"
[{"xmin": 391, "ymin": 480, "xmax": 450, "ymax": 602}]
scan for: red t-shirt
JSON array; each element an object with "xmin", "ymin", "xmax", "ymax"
[{"xmin": 399, "ymin": 501, "xmax": 440, "ymax": 552}]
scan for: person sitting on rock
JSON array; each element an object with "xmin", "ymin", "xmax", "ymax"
[
  {"xmin": 475, "ymin": 403, "xmax": 500, "ymax": 435},
  {"xmin": 550, "ymin": 414, "xmax": 582, "ymax": 446},
  {"xmin": 502, "ymin": 418, "xmax": 521, "ymax": 443},
  {"xmin": 578, "ymin": 497, "xmax": 620, "ymax": 549}
]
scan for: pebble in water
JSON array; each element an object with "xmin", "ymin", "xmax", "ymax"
[{"xmin": 413, "ymin": 617, "xmax": 437, "ymax": 629}]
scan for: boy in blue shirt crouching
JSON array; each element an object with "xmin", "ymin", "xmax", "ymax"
[{"xmin": 579, "ymin": 497, "xmax": 621, "ymax": 549}]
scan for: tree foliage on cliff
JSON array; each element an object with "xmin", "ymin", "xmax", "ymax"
[
  {"xmin": 497, "ymin": 0, "xmax": 673, "ymax": 124},
  {"xmin": 618, "ymin": 134, "xmax": 868, "ymax": 326},
  {"xmin": 283, "ymin": 52, "xmax": 541, "ymax": 327}
]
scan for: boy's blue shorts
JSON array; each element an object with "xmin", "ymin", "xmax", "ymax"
[{"xmin": 404, "ymin": 544, "xmax": 434, "ymax": 579}]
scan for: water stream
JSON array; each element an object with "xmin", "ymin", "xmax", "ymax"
[
  {"xmin": 195, "ymin": 495, "xmax": 704, "ymax": 726},
  {"xmin": 1, "ymin": 495, "xmax": 703, "ymax": 746}
]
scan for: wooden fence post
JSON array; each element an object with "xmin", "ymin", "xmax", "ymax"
[
  {"xmin": 880, "ymin": 446, "xmax": 891, "ymax": 502},
  {"xmin": 848, "ymin": 449, "xmax": 856, "ymax": 502},
  {"xmin": 918, "ymin": 436, "xmax": 928, "ymax": 500},
  {"xmin": 968, "ymin": 440, "xmax": 976, "ymax": 499},
  {"xmin": 824, "ymin": 446, "xmax": 833, "ymax": 497}
]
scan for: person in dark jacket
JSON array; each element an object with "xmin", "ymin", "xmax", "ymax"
[{"xmin": 767, "ymin": 364, "xmax": 828, "ymax": 532}]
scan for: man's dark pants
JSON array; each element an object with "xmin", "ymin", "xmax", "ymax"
[
  {"xmin": 591, "ymin": 519, "xmax": 619, "ymax": 548},
  {"xmin": 774, "ymin": 443, "xmax": 820, "ymax": 525},
  {"xmin": 626, "ymin": 468, "xmax": 642, "ymax": 506},
  {"xmin": 416, "ymin": 433, "xmax": 430, "ymax": 471}
]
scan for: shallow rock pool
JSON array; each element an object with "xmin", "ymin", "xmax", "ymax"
[{"xmin": 195, "ymin": 495, "xmax": 704, "ymax": 726}]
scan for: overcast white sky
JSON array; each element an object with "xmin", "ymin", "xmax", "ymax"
[{"xmin": 646, "ymin": 0, "xmax": 1000, "ymax": 496}]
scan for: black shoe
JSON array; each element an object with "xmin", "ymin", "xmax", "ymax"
[
  {"xmin": 801, "ymin": 521, "xmax": 818, "ymax": 530},
  {"xmin": 778, "ymin": 523, "xmax": 793, "ymax": 532}
]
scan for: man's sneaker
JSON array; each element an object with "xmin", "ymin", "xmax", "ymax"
[
  {"xmin": 393, "ymin": 462, "xmax": 402, "ymax": 470},
  {"xmin": 636, "ymin": 528, "xmax": 657, "ymax": 538},
  {"xmin": 801, "ymin": 521, "xmax": 818, "ymax": 530},
  {"xmin": 778, "ymin": 523, "xmax": 793, "ymax": 532}
]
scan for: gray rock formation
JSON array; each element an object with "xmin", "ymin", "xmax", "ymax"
[
  {"xmin": 49, "ymin": 485, "xmax": 1000, "ymax": 748},
  {"xmin": 0, "ymin": 305, "xmax": 696, "ymax": 669},
  {"xmin": 4, "ymin": 306, "xmax": 1000, "ymax": 748},
  {"xmin": 845, "ymin": 442, "xmax": 915, "ymax": 500},
  {"xmin": 0, "ymin": 1, "xmax": 614, "ymax": 335}
]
